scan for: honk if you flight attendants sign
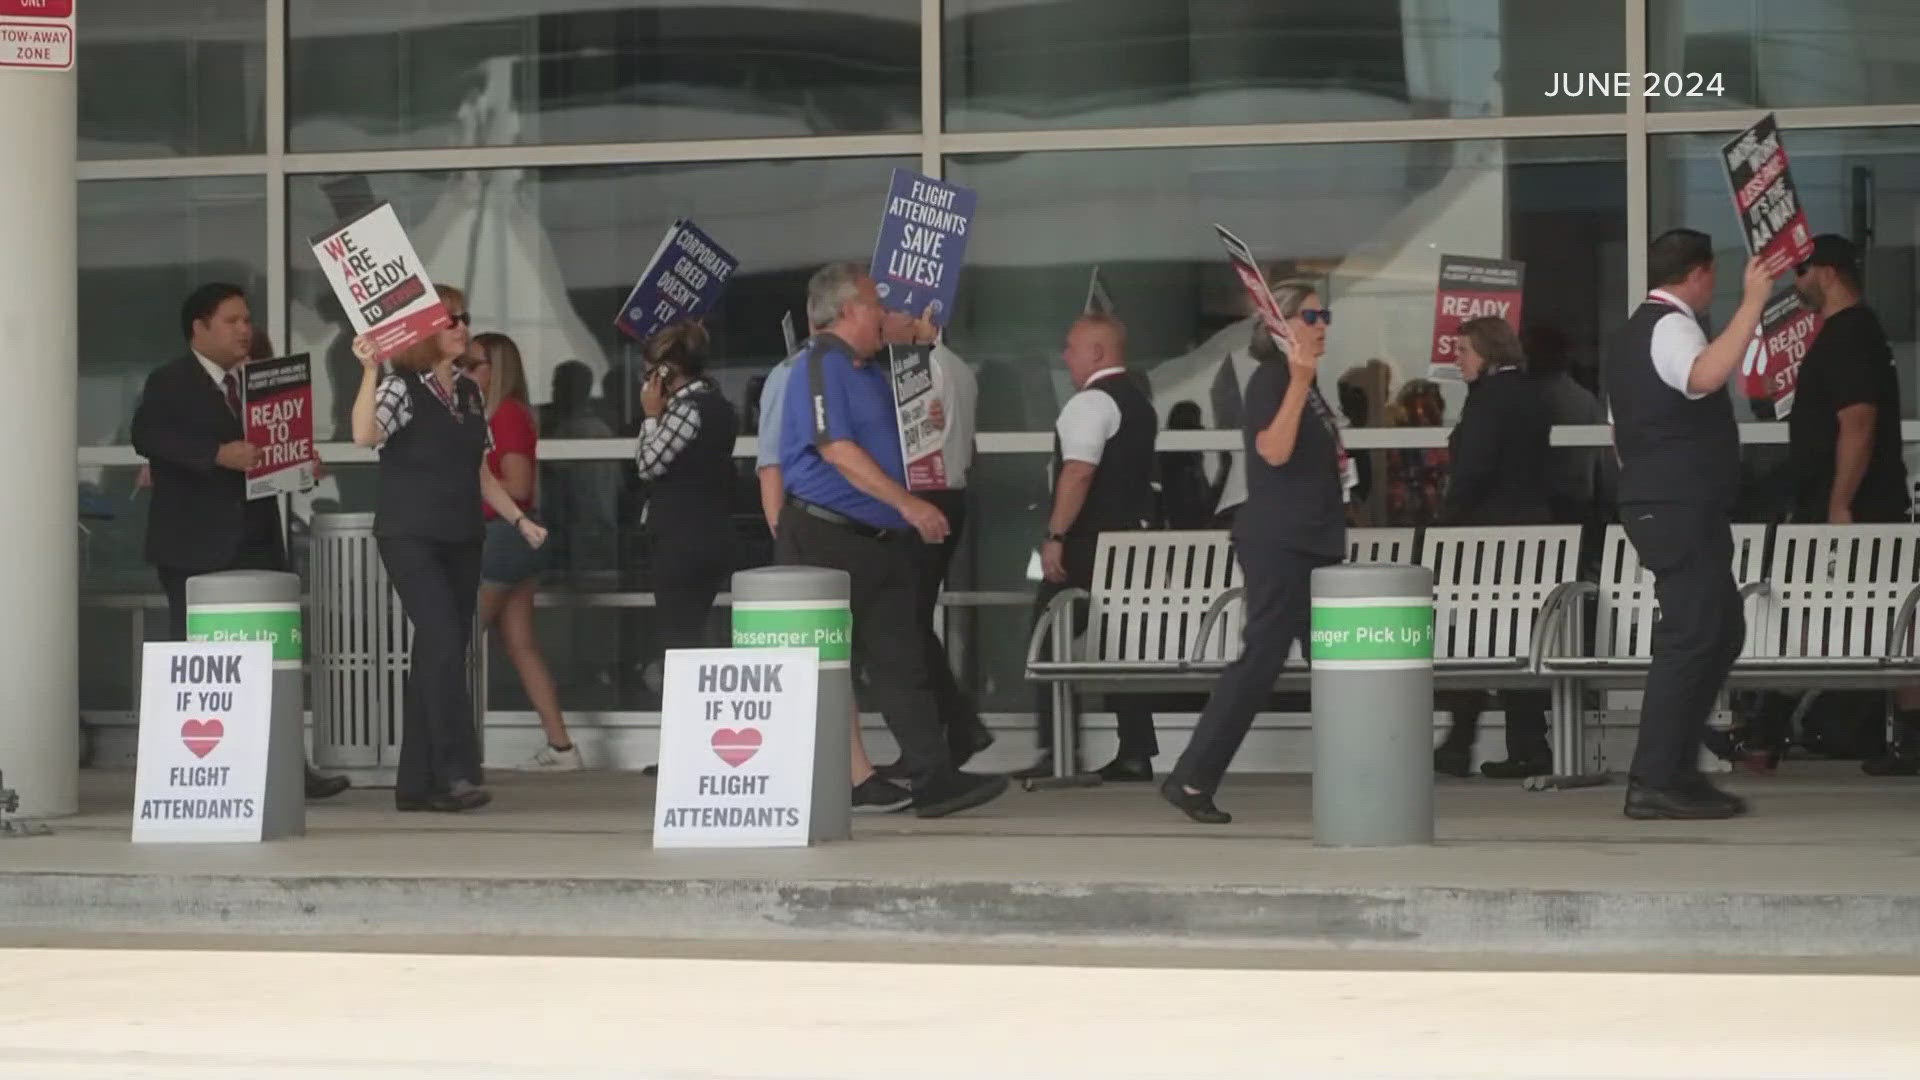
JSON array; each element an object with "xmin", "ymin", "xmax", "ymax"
[
  {"xmin": 652, "ymin": 648, "xmax": 819, "ymax": 849},
  {"xmin": 132, "ymin": 642, "xmax": 274, "ymax": 843}
]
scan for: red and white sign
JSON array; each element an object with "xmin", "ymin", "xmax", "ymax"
[
  {"xmin": 308, "ymin": 201, "xmax": 448, "ymax": 362},
  {"xmin": 1741, "ymin": 288, "xmax": 1822, "ymax": 418},
  {"xmin": 652, "ymin": 648, "xmax": 819, "ymax": 849},
  {"xmin": 132, "ymin": 641, "xmax": 274, "ymax": 844},
  {"xmin": 243, "ymin": 353, "xmax": 318, "ymax": 500},
  {"xmin": 0, "ymin": 0, "xmax": 74, "ymax": 72},
  {"xmin": 1429, "ymin": 254, "xmax": 1525, "ymax": 379},
  {"xmin": 1722, "ymin": 113, "xmax": 1816, "ymax": 271}
]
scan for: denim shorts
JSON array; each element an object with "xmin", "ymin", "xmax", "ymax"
[{"xmin": 480, "ymin": 517, "xmax": 548, "ymax": 587}]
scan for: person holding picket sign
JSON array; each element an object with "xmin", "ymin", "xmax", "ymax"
[
  {"xmin": 351, "ymin": 286, "xmax": 548, "ymax": 813},
  {"xmin": 1163, "ymin": 281, "xmax": 1347, "ymax": 824}
]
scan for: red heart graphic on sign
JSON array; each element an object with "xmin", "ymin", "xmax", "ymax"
[
  {"xmin": 180, "ymin": 718, "xmax": 224, "ymax": 759},
  {"xmin": 710, "ymin": 727, "xmax": 762, "ymax": 768}
]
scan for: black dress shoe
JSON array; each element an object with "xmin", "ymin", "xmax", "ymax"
[
  {"xmin": 1479, "ymin": 758, "xmax": 1552, "ymax": 780},
  {"xmin": 1623, "ymin": 781, "xmax": 1738, "ymax": 820},
  {"xmin": 1160, "ymin": 778, "xmax": 1231, "ymax": 824},
  {"xmin": 396, "ymin": 784, "xmax": 492, "ymax": 814},
  {"xmin": 1680, "ymin": 775, "xmax": 1749, "ymax": 816},
  {"xmin": 1009, "ymin": 753, "xmax": 1055, "ymax": 781},
  {"xmin": 1432, "ymin": 746, "xmax": 1473, "ymax": 778},
  {"xmin": 305, "ymin": 769, "xmax": 351, "ymax": 800},
  {"xmin": 1095, "ymin": 756, "xmax": 1154, "ymax": 782},
  {"xmin": 949, "ymin": 721, "xmax": 995, "ymax": 769}
]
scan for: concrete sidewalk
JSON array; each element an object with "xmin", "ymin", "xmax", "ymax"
[{"xmin": 4, "ymin": 766, "xmax": 1917, "ymax": 958}]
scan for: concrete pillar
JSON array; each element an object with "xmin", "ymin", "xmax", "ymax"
[
  {"xmin": 1310, "ymin": 564, "xmax": 1435, "ymax": 847},
  {"xmin": 0, "ymin": 55, "xmax": 78, "ymax": 817},
  {"xmin": 731, "ymin": 566, "xmax": 852, "ymax": 844}
]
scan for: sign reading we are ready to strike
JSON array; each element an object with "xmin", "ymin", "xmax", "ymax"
[
  {"xmin": 131, "ymin": 642, "xmax": 273, "ymax": 843},
  {"xmin": 652, "ymin": 648, "xmax": 818, "ymax": 849}
]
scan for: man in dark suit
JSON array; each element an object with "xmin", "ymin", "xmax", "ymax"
[{"xmin": 130, "ymin": 283, "xmax": 349, "ymax": 800}]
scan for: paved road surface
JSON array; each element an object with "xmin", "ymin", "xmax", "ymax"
[{"xmin": 2, "ymin": 947, "xmax": 1914, "ymax": 1078}]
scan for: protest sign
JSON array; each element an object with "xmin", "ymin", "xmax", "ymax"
[
  {"xmin": 1741, "ymin": 289, "xmax": 1821, "ymax": 418},
  {"xmin": 615, "ymin": 220, "xmax": 739, "ymax": 344},
  {"xmin": 131, "ymin": 641, "xmax": 274, "ymax": 843},
  {"xmin": 1722, "ymin": 113, "xmax": 1816, "ymax": 271},
  {"xmin": 309, "ymin": 203, "xmax": 446, "ymax": 362},
  {"xmin": 1211, "ymin": 224, "xmax": 1356, "ymax": 497},
  {"xmin": 243, "ymin": 353, "xmax": 316, "ymax": 500},
  {"xmin": 891, "ymin": 345, "xmax": 947, "ymax": 491},
  {"xmin": 653, "ymin": 647, "xmax": 820, "ymax": 849},
  {"xmin": 1428, "ymin": 255, "xmax": 1525, "ymax": 379},
  {"xmin": 780, "ymin": 310, "xmax": 799, "ymax": 356},
  {"xmin": 870, "ymin": 168, "xmax": 977, "ymax": 327},
  {"xmin": 1086, "ymin": 266, "xmax": 1114, "ymax": 316}
]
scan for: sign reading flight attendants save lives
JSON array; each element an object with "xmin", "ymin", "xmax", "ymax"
[
  {"xmin": 309, "ymin": 202, "xmax": 448, "ymax": 362},
  {"xmin": 131, "ymin": 641, "xmax": 274, "ymax": 843},
  {"xmin": 243, "ymin": 353, "xmax": 317, "ymax": 500},
  {"xmin": 1428, "ymin": 255, "xmax": 1525, "ymax": 380},
  {"xmin": 653, "ymin": 648, "xmax": 819, "ymax": 849},
  {"xmin": 614, "ymin": 220, "xmax": 738, "ymax": 344},
  {"xmin": 870, "ymin": 168, "xmax": 976, "ymax": 328},
  {"xmin": 0, "ymin": 0, "xmax": 75, "ymax": 72}
]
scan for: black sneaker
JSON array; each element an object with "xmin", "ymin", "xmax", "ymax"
[
  {"xmin": 1623, "ymin": 782, "xmax": 1737, "ymax": 821},
  {"xmin": 1680, "ymin": 775, "xmax": 1749, "ymax": 816},
  {"xmin": 851, "ymin": 775, "xmax": 913, "ymax": 813},
  {"xmin": 1480, "ymin": 758, "xmax": 1552, "ymax": 780},
  {"xmin": 873, "ymin": 759, "xmax": 911, "ymax": 784},
  {"xmin": 912, "ymin": 771, "xmax": 1010, "ymax": 819}
]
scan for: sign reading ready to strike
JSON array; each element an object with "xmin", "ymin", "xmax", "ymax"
[
  {"xmin": 132, "ymin": 642, "xmax": 274, "ymax": 843},
  {"xmin": 1429, "ymin": 255, "xmax": 1524, "ymax": 380},
  {"xmin": 243, "ymin": 353, "xmax": 317, "ymax": 500},
  {"xmin": 653, "ymin": 648, "xmax": 820, "ymax": 848}
]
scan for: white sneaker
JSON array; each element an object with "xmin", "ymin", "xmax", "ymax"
[{"xmin": 518, "ymin": 744, "xmax": 585, "ymax": 772}]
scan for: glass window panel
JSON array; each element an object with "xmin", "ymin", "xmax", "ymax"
[
  {"xmin": 288, "ymin": 1, "xmax": 920, "ymax": 152},
  {"xmin": 80, "ymin": 177, "xmax": 268, "ymax": 450},
  {"xmin": 1651, "ymin": 126, "xmax": 1920, "ymax": 426},
  {"xmin": 78, "ymin": 0, "xmax": 265, "ymax": 159},
  {"xmin": 1649, "ymin": 0, "xmax": 1920, "ymax": 111},
  {"xmin": 944, "ymin": 137, "xmax": 1627, "ymax": 435},
  {"xmin": 287, "ymin": 157, "xmax": 910, "ymax": 439},
  {"xmin": 944, "ymin": 0, "xmax": 1625, "ymax": 132}
]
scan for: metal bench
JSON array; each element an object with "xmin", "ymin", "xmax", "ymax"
[
  {"xmin": 1536, "ymin": 523, "xmax": 1920, "ymax": 773},
  {"xmin": 1025, "ymin": 529, "xmax": 1414, "ymax": 777}
]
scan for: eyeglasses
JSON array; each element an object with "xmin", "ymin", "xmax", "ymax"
[
  {"xmin": 445, "ymin": 311, "xmax": 471, "ymax": 327},
  {"xmin": 1297, "ymin": 307, "xmax": 1333, "ymax": 327}
]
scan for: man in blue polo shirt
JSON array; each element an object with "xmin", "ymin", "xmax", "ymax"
[{"xmin": 777, "ymin": 262, "xmax": 1008, "ymax": 819}]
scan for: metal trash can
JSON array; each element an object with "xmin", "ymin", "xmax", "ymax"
[{"xmin": 310, "ymin": 512, "xmax": 484, "ymax": 785}]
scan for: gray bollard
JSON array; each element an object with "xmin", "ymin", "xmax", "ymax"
[
  {"xmin": 1309, "ymin": 563, "xmax": 1435, "ymax": 847},
  {"xmin": 186, "ymin": 569, "xmax": 307, "ymax": 840},
  {"xmin": 731, "ymin": 567, "xmax": 852, "ymax": 843}
]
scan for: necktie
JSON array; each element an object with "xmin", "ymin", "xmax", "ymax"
[{"xmin": 223, "ymin": 371, "xmax": 242, "ymax": 418}]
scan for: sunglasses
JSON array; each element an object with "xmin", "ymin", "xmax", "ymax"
[
  {"xmin": 1297, "ymin": 307, "xmax": 1333, "ymax": 327},
  {"xmin": 445, "ymin": 311, "xmax": 471, "ymax": 328}
]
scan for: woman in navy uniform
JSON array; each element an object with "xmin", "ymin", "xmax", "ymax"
[{"xmin": 351, "ymin": 286, "xmax": 548, "ymax": 812}]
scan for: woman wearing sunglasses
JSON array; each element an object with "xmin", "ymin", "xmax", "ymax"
[
  {"xmin": 1164, "ymin": 281, "xmax": 1349, "ymax": 824},
  {"xmin": 1430, "ymin": 315, "xmax": 1555, "ymax": 780},
  {"xmin": 350, "ymin": 286, "xmax": 549, "ymax": 812}
]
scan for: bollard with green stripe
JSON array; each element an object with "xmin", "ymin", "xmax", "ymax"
[
  {"xmin": 730, "ymin": 566, "xmax": 853, "ymax": 843},
  {"xmin": 185, "ymin": 570, "xmax": 306, "ymax": 840},
  {"xmin": 1309, "ymin": 564, "xmax": 1435, "ymax": 847}
]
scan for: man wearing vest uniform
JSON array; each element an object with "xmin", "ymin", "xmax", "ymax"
[
  {"xmin": 1015, "ymin": 313, "xmax": 1160, "ymax": 780},
  {"xmin": 1604, "ymin": 229, "xmax": 1781, "ymax": 820}
]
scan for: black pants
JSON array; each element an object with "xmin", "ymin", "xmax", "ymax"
[
  {"xmin": 1030, "ymin": 532, "xmax": 1158, "ymax": 760},
  {"xmin": 1621, "ymin": 502, "xmax": 1745, "ymax": 789},
  {"xmin": 914, "ymin": 489, "xmax": 986, "ymax": 745},
  {"xmin": 1171, "ymin": 544, "xmax": 1337, "ymax": 795},
  {"xmin": 156, "ymin": 516, "xmax": 286, "ymax": 641},
  {"xmin": 650, "ymin": 526, "xmax": 735, "ymax": 655},
  {"xmin": 378, "ymin": 535, "xmax": 484, "ymax": 800},
  {"xmin": 777, "ymin": 508, "xmax": 952, "ymax": 785},
  {"xmin": 1438, "ymin": 689, "xmax": 1551, "ymax": 762}
]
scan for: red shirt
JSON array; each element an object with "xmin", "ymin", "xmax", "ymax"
[{"xmin": 483, "ymin": 396, "xmax": 538, "ymax": 519}]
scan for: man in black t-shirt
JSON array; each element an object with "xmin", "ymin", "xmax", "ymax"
[
  {"xmin": 1787, "ymin": 235, "xmax": 1920, "ymax": 774},
  {"xmin": 1787, "ymin": 235, "xmax": 1909, "ymax": 524}
]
